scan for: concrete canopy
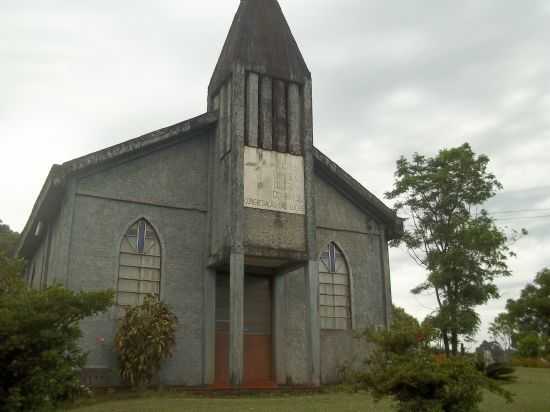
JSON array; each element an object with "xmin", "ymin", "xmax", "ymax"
[{"xmin": 209, "ymin": 0, "xmax": 311, "ymax": 96}]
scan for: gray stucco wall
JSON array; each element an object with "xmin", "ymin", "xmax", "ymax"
[
  {"xmin": 22, "ymin": 130, "xmax": 393, "ymax": 387},
  {"xmin": 66, "ymin": 134, "xmax": 210, "ymax": 386},
  {"xmin": 284, "ymin": 267, "xmax": 309, "ymax": 384},
  {"xmin": 314, "ymin": 173, "xmax": 389, "ymax": 384}
]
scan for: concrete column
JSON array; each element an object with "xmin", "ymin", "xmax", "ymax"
[
  {"xmin": 302, "ymin": 79, "xmax": 321, "ymax": 385},
  {"xmin": 288, "ymin": 83, "xmax": 302, "ymax": 155},
  {"xmin": 229, "ymin": 63, "xmax": 246, "ymax": 386},
  {"xmin": 246, "ymin": 72, "xmax": 259, "ymax": 147},
  {"xmin": 229, "ymin": 252, "xmax": 245, "ymax": 385},
  {"xmin": 203, "ymin": 267, "xmax": 217, "ymax": 384},
  {"xmin": 273, "ymin": 272, "xmax": 287, "ymax": 384},
  {"xmin": 273, "ymin": 79, "xmax": 288, "ymax": 152},
  {"xmin": 260, "ymin": 76, "xmax": 273, "ymax": 150},
  {"xmin": 380, "ymin": 230, "xmax": 393, "ymax": 328},
  {"xmin": 304, "ymin": 261, "xmax": 321, "ymax": 386}
]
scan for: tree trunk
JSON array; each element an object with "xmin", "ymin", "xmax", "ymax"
[
  {"xmin": 451, "ymin": 331, "xmax": 458, "ymax": 356},
  {"xmin": 442, "ymin": 329, "xmax": 450, "ymax": 357}
]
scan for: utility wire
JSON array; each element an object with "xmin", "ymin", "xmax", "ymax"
[
  {"xmin": 489, "ymin": 208, "xmax": 550, "ymax": 215},
  {"xmin": 495, "ymin": 214, "xmax": 550, "ymax": 221}
]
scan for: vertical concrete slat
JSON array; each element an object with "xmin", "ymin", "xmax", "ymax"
[
  {"xmin": 273, "ymin": 79, "xmax": 288, "ymax": 153},
  {"xmin": 246, "ymin": 72, "xmax": 259, "ymax": 147},
  {"xmin": 218, "ymin": 86, "xmax": 227, "ymax": 157},
  {"xmin": 226, "ymin": 79, "xmax": 233, "ymax": 154},
  {"xmin": 231, "ymin": 64, "xmax": 245, "ymax": 251},
  {"xmin": 229, "ymin": 252, "xmax": 244, "ymax": 385},
  {"xmin": 288, "ymin": 83, "xmax": 302, "ymax": 155},
  {"xmin": 273, "ymin": 273, "xmax": 287, "ymax": 384},
  {"xmin": 260, "ymin": 76, "xmax": 273, "ymax": 150}
]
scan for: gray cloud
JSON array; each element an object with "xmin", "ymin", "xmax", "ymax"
[{"xmin": 1, "ymin": 0, "xmax": 549, "ymax": 346}]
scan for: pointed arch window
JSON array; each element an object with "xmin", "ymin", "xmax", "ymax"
[
  {"xmin": 319, "ymin": 242, "xmax": 352, "ymax": 330},
  {"xmin": 117, "ymin": 220, "xmax": 161, "ymax": 311}
]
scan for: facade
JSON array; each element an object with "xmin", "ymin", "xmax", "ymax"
[{"xmin": 17, "ymin": 0, "xmax": 402, "ymax": 387}]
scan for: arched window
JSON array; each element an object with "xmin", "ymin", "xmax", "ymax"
[
  {"xmin": 319, "ymin": 242, "xmax": 351, "ymax": 330},
  {"xmin": 117, "ymin": 219, "xmax": 161, "ymax": 312}
]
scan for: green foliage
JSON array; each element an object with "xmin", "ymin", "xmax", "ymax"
[
  {"xmin": 491, "ymin": 268, "xmax": 550, "ymax": 357},
  {"xmin": 0, "ymin": 268, "xmax": 113, "ymax": 412},
  {"xmin": 0, "ymin": 219, "xmax": 19, "ymax": 257},
  {"xmin": 346, "ymin": 314, "xmax": 513, "ymax": 412},
  {"xmin": 115, "ymin": 296, "xmax": 178, "ymax": 388},
  {"xmin": 365, "ymin": 306, "xmax": 436, "ymax": 355},
  {"xmin": 517, "ymin": 334, "xmax": 544, "ymax": 358},
  {"xmin": 484, "ymin": 363, "xmax": 516, "ymax": 382},
  {"xmin": 511, "ymin": 357, "xmax": 550, "ymax": 368},
  {"xmin": 385, "ymin": 143, "xmax": 519, "ymax": 355}
]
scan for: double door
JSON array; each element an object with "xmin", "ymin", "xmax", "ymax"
[{"xmin": 214, "ymin": 274, "xmax": 273, "ymax": 386}]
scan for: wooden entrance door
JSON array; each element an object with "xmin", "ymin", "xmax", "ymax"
[{"xmin": 215, "ymin": 274, "xmax": 273, "ymax": 386}]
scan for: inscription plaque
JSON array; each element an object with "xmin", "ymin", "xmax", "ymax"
[{"xmin": 244, "ymin": 147, "xmax": 305, "ymax": 215}]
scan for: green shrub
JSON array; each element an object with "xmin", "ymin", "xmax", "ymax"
[
  {"xmin": 0, "ymin": 261, "xmax": 113, "ymax": 412},
  {"xmin": 517, "ymin": 333, "xmax": 544, "ymax": 358},
  {"xmin": 484, "ymin": 363, "xmax": 516, "ymax": 382},
  {"xmin": 114, "ymin": 296, "xmax": 178, "ymax": 388},
  {"xmin": 511, "ymin": 357, "xmax": 550, "ymax": 368},
  {"xmin": 346, "ymin": 320, "xmax": 513, "ymax": 412}
]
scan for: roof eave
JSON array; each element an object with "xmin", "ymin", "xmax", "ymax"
[
  {"xmin": 313, "ymin": 148, "xmax": 404, "ymax": 240},
  {"xmin": 17, "ymin": 112, "xmax": 218, "ymax": 259}
]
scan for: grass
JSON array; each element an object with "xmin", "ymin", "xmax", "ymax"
[{"xmin": 63, "ymin": 368, "xmax": 550, "ymax": 412}]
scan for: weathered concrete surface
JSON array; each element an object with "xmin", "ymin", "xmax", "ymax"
[
  {"xmin": 19, "ymin": 0, "xmax": 403, "ymax": 390},
  {"xmin": 68, "ymin": 135, "xmax": 210, "ymax": 386},
  {"xmin": 209, "ymin": 0, "xmax": 310, "ymax": 95},
  {"xmin": 229, "ymin": 252, "xmax": 245, "ymax": 385}
]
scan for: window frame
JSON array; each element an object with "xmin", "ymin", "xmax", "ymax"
[
  {"xmin": 318, "ymin": 241, "xmax": 353, "ymax": 331},
  {"xmin": 116, "ymin": 219, "xmax": 162, "ymax": 314}
]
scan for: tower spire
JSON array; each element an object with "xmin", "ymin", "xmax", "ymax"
[{"xmin": 209, "ymin": 0, "xmax": 310, "ymax": 96}]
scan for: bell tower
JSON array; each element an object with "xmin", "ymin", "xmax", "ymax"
[{"xmin": 206, "ymin": 0, "xmax": 320, "ymax": 386}]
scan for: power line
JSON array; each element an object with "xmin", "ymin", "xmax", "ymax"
[
  {"xmin": 495, "ymin": 214, "xmax": 550, "ymax": 221},
  {"xmin": 489, "ymin": 208, "xmax": 550, "ymax": 215}
]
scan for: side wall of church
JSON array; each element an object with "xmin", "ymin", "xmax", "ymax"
[
  {"xmin": 64, "ymin": 133, "xmax": 211, "ymax": 386},
  {"xmin": 314, "ymin": 173, "xmax": 390, "ymax": 384}
]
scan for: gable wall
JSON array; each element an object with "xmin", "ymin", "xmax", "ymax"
[
  {"xmin": 65, "ymin": 133, "xmax": 212, "ymax": 385},
  {"xmin": 313, "ymin": 173, "xmax": 390, "ymax": 383}
]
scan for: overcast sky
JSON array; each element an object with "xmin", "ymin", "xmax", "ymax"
[{"xmin": 1, "ymin": 0, "xmax": 549, "ymax": 346}]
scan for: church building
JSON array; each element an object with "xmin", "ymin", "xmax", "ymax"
[{"xmin": 17, "ymin": 0, "xmax": 402, "ymax": 387}]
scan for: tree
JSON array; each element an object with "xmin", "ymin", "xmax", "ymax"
[
  {"xmin": 386, "ymin": 143, "xmax": 520, "ymax": 356},
  {"xmin": 494, "ymin": 268, "xmax": 550, "ymax": 356},
  {"xmin": 489, "ymin": 313, "xmax": 515, "ymax": 351},
  {"xmin": 393, "ymin": 305, "xmax": 420, "ymax": 330},
  {"xmin": 115, "ymin": 296, "xmax": 178, "ymax": 388},
  {"xmin": 0, "ymin": 266, "xmax": 113, "ymax": 412},
  {"xmin": 0, "ymin": 219, "xmax": 20, "ymax": 257},
  {"xmin": 347, "ymin": 313, "xmax": 512, "ymax": 412}
]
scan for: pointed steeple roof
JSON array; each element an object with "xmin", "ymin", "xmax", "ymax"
[{"xmin": 209, "ymin": 0, "xmax": 311, "ymax": 95}]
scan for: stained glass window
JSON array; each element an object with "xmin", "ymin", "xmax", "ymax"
[
  {"xmin": 319, "ymin": 242, "xmax": 352, "ymax": 330},
  {"xmin": 117, "ymin": 220, "xmax": 161, "ymax": 315}
]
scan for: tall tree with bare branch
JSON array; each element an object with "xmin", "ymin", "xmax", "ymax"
[{"xmin": 386, "ymin": 143, "xmax": 521, "ymax": 356}]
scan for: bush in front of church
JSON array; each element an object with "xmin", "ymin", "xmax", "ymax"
[
  {"xmin": 0, "ymin": 253, "xmax": 114, "ymax": 412},
  {"xmin": 114, "ymin": 296, "xmax": 178, "ymax": 388},
  {"xmin": 344, "ymin": 315, "xmax": 514, "ymax": 412}
]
